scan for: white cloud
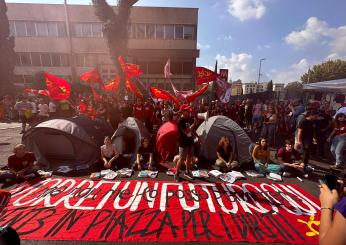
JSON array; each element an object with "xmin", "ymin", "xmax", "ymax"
[
  {"xmin": 217, "ymin": 34, "xmax": 233, "ymax": 41},
  {"xmin": 257, "ymin": 44, "xmax": 271, "ymax": 50},
  {"xmin": 285, "ymin": 17, "xmax": 346, "ymax": 58},
  {"xmin": 272, "ymin": 58, "xmax": 310, "ymax": 84},
  {"xmin": 197, "ymin": 42, "xmax": 211, "ymax": 49},
  {"xmin": 325, "ymin": 53, "xmax": 346, "ymax": 60},
  {"xmin": 216, "ymin": 52, "xmax": 258, "ymax": 81},
  {"xmin": 227, "ymin": 0, "xmax": 266, "ymax": 21}
]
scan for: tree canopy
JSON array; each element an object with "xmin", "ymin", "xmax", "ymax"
[
  {"xmin": 284, "ymin": 81, "xmax": 303, "ymax": 91},
  {"xmin": 0, "ymin": 0, "xmax": 16, "ymax": 95},
  {"xmin": 301, "ymin": 59, "xmax": 346, "ymax": 84}
]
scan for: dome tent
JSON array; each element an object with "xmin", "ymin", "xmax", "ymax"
[
  {"xmin": 22, "ymin": 116, "xmax": 113, "ymax": 168},
  {"xmin": 197, "ymin": 116, "xmax": 252, "ymax": 164},
  {"xmin": 156, "ymin": 121, "xmax": 179, "ymax": 163},
  {"xmin": 111, "ymin": 117, "xmax": 150, "ymax": 158}
]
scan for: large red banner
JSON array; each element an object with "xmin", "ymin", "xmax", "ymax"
[{"xmin": 0, "ymin": 178, "xmax": 320, "ymax": 243}]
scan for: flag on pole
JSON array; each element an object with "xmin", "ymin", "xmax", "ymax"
[
  {"xmin": 164, "ymin": 59, "xmax": 172, "ymax": 79},
  {"xmin": 118, "ymin": 56, "xmax": 144, "ymax": 78},
  {"xmin": 80, "ymin": 68, "xmax": 104, "ymax": 89},
  {"xmin": 44, "ymin": 72, "xmax": 71, "ymax": 100},
  {"xmin": 186, "ymin": 83, "xmax": 209, "ymax": 103},
  {"xmin": 215, "ymin": 78, "xmax": 232, "ymax": 103},
  {"xmin": 171, "ymin": 82, "xmax": 193, "ymax": 101},
  {"xmin": 150, "ymin": 86, "xmax": 181, "ymax": 107},
  {"xmin": 195, "ymin": 67, "xmax": 218, "ymax": 85},
  {"xmin": 104, "ymin": 75, "xmax": 120, "ymax": 92},
  {"xmin": 126, "ymin": 78, "xmax": 143, "ymax": 99}
]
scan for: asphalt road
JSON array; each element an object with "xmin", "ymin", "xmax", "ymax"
[{"xmin": 0, "ymin": 123, "xmax": 342, "ymax": 245}]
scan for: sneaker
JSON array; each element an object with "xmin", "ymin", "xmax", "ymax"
[
  {"xmin": 282, "ymin": 172, "xmax": 291, "ymax": 177},
  {"xmin": 184, "ymin": 172, "xmax": 194, "ymax": 181},
  {"xmin": 303, "ymin": 173, "xmax": 309, "ymax": 179},
  {"xmin": 174, "ymin": 174, "xmax": 180, "ymax": 182}
]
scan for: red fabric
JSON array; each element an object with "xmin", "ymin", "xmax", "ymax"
[
  {"xmin": 44, "ymin": 72, "xmax": 71, "ymax": 100},
  {"xmin": 0, "ymin": 190, "xmax": 11, "ymax": 213},
  {"xmin": 133, "ymin": 104, "xmax": 144, "ymax": 120},
  {"xmin": 126, "ymin": 79, "xmax": 143, "ymax": 99},
  {"xmin": 118, "ymin": 56, "xmax": 144, "ymax": 78},
  {"xmin": 7, "ymin": 152, "xmax": 36, "ymax": 172},
  {"xmin": 1, "ymin": 177, "xmax": 320, "ymax": 244},
  {"xmin": 334, "ymin": 121, "xmax": 346, "ymax": 136},
  {"xmin": 144, "ymin": 104, "xmax": 154, "ymax": 121},
  {"xmin": 156, "ymin": 121, "xmax": 179, "ymax": 162},
  {"xmin": 186, "ymin": 84, "xmax": 209, "ymax": 103},
  {"xmin": 195, "ymin": 67, "xmax": 218, "ymax": 85},
  {"xmin": 80, "ymin": 68, "xmax": 104, "ymax": 87},
  {"xmin": 90, "ymin": 85, "xmax": 102, "ymax": 102},
  {"xmin": 104, "ymin": 76, "xmax": 120, "ymax": 92},
  {"xmin": 150, "ymin": 86, "xmax": 181, "ymax": 108},
  {"xmin": 79, "ymin": 102, "xmax": 88, "ymax": 113},
  {"xmin": 179, "ymin": 104, "xmax": 193, "ymax": 112}
]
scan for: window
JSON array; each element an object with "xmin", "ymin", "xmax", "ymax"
[
  {"xmin": 57, "ymin": 22, "xmax": 66, "ymax": 37},
  {"xmin": 82, "ymin": 23, "xmax": 92, "ymax": 37},
  {"xmin": 15, "ymin": 21, "xmax": 26, "ymax": 36},
  {"xmin": 171, "ymin": 62, "xmax": 182, "ymax": 75},
  {"xmin": 92, "ymin": 23, "xmax": 103, "ymax": 37},
  {"xmin": 135, "ymin": 24, "xmax": 146, "ymax": 39},
  {"xmin": 36, "ymin": 22, "xmax": 48, "ymax": 36},
  {"xmin": 14, "ymin": 75, "xmax": 24, "ymax": 84},
  {"xmin": 60, "ymin": 54, "xmax": 70, "ymax": 66},
  {"xmin": 174, "ymin": 25, "xmax": 183, "ymax": 39},
  {"xmin": 164, "ymin": 25, "xmax": 174, "ymax": 39},
  {"xmin": 26, "ymin": 22, "xmax": 36, "ymax": 36},
  {"xmin": 20, "ymin": 53, "xmax": 31, "ymax": 66},
  {"xmin": 24, "ymin": 75, "xmax": 34, "ymax": 85},
  {"xmin": 146, "ymin": 24, "xmax": 155, "ymax": 39},
  {"xmin": 9, "ymin": 21, "xmax": 15, "ymax": 36},
  {"xmin": 47, "ymin": 22, "xmax": 58, "ymax": 36},
  {"xmin": 51, "ymin": 53, "xmax": 61, "ymax": 66},
  {"xmin": 84, "ymin": 54, "xmax": 96, "ymax": 67},
  {"xmin": 73, "ymin": 23, "xmax": 83, "ymax": 37},
  {"xmin": 155, "ymin": 24, "xmax": 164, "ymax": 39},
  {"xmin": 31, "ymin": 53, "xmax": 41, "ymax": 66},
  {"xmin": 127, "ymin": 24, "xmax": 134, "ymax": 39},
  {"xmin": 41, "ymin": 53, "xmax": 52, "ymax": 66},
  {"xmin": 15, "ymin": 53, "xmax": 21, "ymax": 66},
  {"xmin": 183, "ymin": 25, "xmax": 194, "ymax": 40},
  {"xmin": 75, "ymin": 54, "xmax": 84, "ymax": 67}
]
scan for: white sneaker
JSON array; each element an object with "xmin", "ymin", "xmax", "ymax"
[
  {"xmin": 282, "ymin": 172, "xmax": 291, "ymax": 177},
  {"xmin": 303, "ymin": 174, "xmax": 309, "ymax": 179}
]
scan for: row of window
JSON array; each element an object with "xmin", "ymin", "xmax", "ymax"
[
  {"xmin": 14, "ymin": 74, "xmax": 72, "ymax": 85},
  {"xmin": 9, "ymin": 20, "xmax": 196, "ymax": 40},
  {"xmin": 16, "ymin": 52, "xmax": 71, "ymax": 67}
]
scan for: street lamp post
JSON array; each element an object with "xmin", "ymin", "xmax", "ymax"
[{"xmin": 257, "ymin": 58, "xmax": 266, "ymax": 84}]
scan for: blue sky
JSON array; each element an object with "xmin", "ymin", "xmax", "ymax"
[{"xmin": 5, "ymin": 0, "xmax": 346, "ymax": 83}]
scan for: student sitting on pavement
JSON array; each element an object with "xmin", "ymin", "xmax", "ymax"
[
  {"xmin": 7, "ymin": 144, "xmax": 40, "ymax": 180},
  {"xmin": 100, "ymin": 136, "xmax": 121, "ymax": 170},
  {"xmin": 135, "ymin": 137, "xmax": 154, "ymax": 170},
  {"xmin": 252, "ymin": 137, "xmax": 283, "ymax": 174},
  {"xmin": 277, "ymin": 139, "xmax": 311, "ymax": 178},
  {"xmin": 215, "ymin": 136, "xmax": 239, "ymax": 172}
]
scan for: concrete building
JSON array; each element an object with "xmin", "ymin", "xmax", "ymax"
[
  {"xmin": 231, "ymin": 80, "xmax": 242, "ymax": 96},
  {"xmin": 273, "ymin": 83, "xmax": 285, "ymax": 92},
  {"xmin": 6, "ymin": 3, "xmax": 199, "ymax": 90}
]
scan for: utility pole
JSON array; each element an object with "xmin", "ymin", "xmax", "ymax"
[
  {"xmin": 64, "ymin": 0, "xmax": 77, "ymax": 83},
  {"xmin": 257, "ymin": 58, "xmax": 266, "ymax": 84}
]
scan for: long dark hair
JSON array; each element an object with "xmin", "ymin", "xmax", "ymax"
[
  {"xmin": 334, "ymin": 113, "xmax": 345, "ymax": 128},
  {"xmin": 218, "ymin": 136, "xmax": 232, "ymax": 152},
  {"xmin": 258, "ymin": 137, "xmax": 268, "ymax": 151}
]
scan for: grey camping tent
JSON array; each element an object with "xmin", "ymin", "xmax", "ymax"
[
  {"xmin": 22, "ymin": 117, "xmax": 113, "ymax": 168},
  {"xmin": 111, "ymin": 117, "xmax": 150, "ymax": 158},
  {"xmin": 197, "ymin": 115, "xmax": 252, "ymax": 164}
]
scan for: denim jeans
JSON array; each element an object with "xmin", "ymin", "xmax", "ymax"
[
  {"xmin": 331, "ymin": 135, "xmax": 346, "ymax": 165},
  {"xmin": 254, "ymin": 160, "xmax": 283, "ymax": 174}
]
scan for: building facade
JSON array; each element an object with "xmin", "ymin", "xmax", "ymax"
[
  {"xmin": 241, "ymin": 82, "xmax": 268, "ymax": 94},
  {"xmin": 231, "ymin": 80, "xmax": 242, "ymax": 96},
  {"xmin": 6, "ymin": 3, "xmax": 199, "ymax": 91},
  {"xmin": 273, "ymin": 83, "xmax": 285, "ymax": 92}
]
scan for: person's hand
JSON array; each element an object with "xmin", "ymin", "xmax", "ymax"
[
  {"xmin": 226, "ymin": 162, "xmax": 231, "ymax": 168},
  {"xmin": 294, "ymin": 142, "xmax": 302, "ymax": 151},
  {"xmin": 104, "ymin": 161, "xmax": 111, "ymax": 169},
  {"xmin": 264, "ymin": 163, "xmax": 268, "ymax": 168},
  {"xmin": 319, "ymin": 184, "xmax": 339, "ymax": 208}
]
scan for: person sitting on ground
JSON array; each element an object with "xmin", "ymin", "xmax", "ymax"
[
  {"xmin": 135, "ymin": 137, "xmax": 154, "ymax": 170},
  {"xmin": 100, "ymin": 136, "xmax": 120, "ymax": 170},
  {"xmin": 319, "ymin": 180, "xmax": 346, "ymax": 245},
  {"xmin": 252, "ymin": 137, "xmax": 283, "ymax": 174},
  {"xmin": 215, "ymin": 136, "xmax": 239, "ymax": 172},
  {"xmin": 277, "ymin": 139, "xmax": 310, "ymax": 178},
  {"xmin": 7, "ymin": 144, "xmax": 40, "ymax": 180}
]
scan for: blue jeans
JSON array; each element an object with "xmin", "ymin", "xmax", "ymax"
[
  {"xmin": 261, "ymin": 124, "xmax": 276, "ymax": 146},
  {"xmin": 254, "ymin": 160, "xmax": 283, "ymax": 174},
  {"xmin": 331, "ymin": 135, "xmax": 346, "ymax": 165}
]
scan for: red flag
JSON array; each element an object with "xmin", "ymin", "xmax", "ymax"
[
  {"xmin": 164, "ymin": 59, "xmax": 172, "ymax": 79},
  {"xmin": 104, "ymin": 75, "xmax": 120, "ymax": 92},
  {"xmin": 80, "ymin": 68, "xmax": 103, "ymax": 84},
  {"xmin": 195, "ymin": 67, "xmax": 218, "ymax": 85},
  {"xmin": 215, "ymin": 78, "xmax": 232, "ymax": 103},
  {"xmin": 150, "ymin": 86, "xmax": 181, "ymax": 107},
  {"xmin": 24, "ymin": 88, "xmax": 50, "ymax": 97},
  {"xmin": 44, "ymin": 72, "xmax": 71, "ymax": 100},
  {"xmin": 118, "ymin": 56, "xmax": 144, "ymax": 78},
  {"xmin": 186, "ymin": 83, "xmax": 209, "ymax": 103},
  {"xmin": 171, "ymin": 82, "xmax": 193, "ymax": 101},
  {"xmin": 126, "ymin": 78, "xmax": 143, "ymax": 99}
]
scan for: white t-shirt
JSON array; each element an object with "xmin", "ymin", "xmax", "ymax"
[
  {"xmin": 31, "ymin": 102, "xmax": 37, "ymax": 114},
  {"xmin": 49, "ymin": 102, "xmax": 57, "ymax": 113},
  {"xmin": 38, "ymin": 104, "xmax": 49, "ymax": 117}
]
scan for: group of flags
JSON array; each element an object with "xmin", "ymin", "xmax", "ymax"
[{"xmin": 24, "ymin": 56, "xmax": 229, "ymax": 105}]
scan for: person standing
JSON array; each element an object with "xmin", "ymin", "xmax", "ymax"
[
  {"xmin": 48, "ymin": 100, "xmax": 57, "ymax": 118},
  {"xmin": 14, "ymin": 96, "xmax": 33, "ymax": 134},
  {"xmin": 327, "ymin": 113, "xmax": 346, "ymax": 169},
  {"xmin": 261, "ymin": 106, "xmax": 277, "ymax": 147},
  {"xmin": 175, "ymin": 105, "xmax": 195, "ymax": 182},
  {"xmin": 37, "ymin": 99, "xmax": 49, "ymax": 122},
  {"xmin": 295, "ymin": 110, "xmax": 319, "ymax": 175}
]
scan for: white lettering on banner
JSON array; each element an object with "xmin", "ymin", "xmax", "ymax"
[
  {"xmin": 13, "ymin": 178, "xmax": 61, "ymax": 206},
  {"xmin": 242, "ymin": 183, "xmax": 276, "ymax": 214},
  {"xmin": 96, "ymin": 181, "xmax": 121, "ymax": 210},
  {"xmin": 160, "ymin": 182, "xmax": 180, "ymax": 211},
  {"xmin": 212, "ymin": 184, "xmax": 238, "ymax": 214},
  {"xmin": 130, "ymin": 182, "xmax": 158, "ymax": 211},
  {"xmin": 114, "ymin": 181, "xmax": 141, "ymax": 210},
  {"xmin": 178, "ymin": 183, "xmax": 199, "ymax": 212},
  {"xmin": 281, "ymin": 184, "xmax": 320, "ymax": 211}
]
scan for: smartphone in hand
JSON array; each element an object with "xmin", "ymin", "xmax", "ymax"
[{"xmin": 324, "ymin": 174, "xmax": 338, "ymax": 190}]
